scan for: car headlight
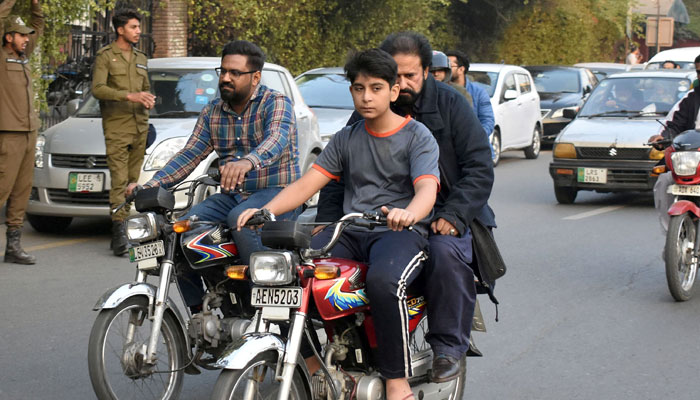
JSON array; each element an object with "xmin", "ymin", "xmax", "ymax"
[
  {"xmin": 550, "ymin": 106, "xmax": 578, "ymax": 119},
  {"xmin": 125, "ymin": 212, "xmax": 158, "ymax": 242},
  {"xmin": 671, "ymin": 152, "xmax": 700, "ymax": 176},
  {"xmin": 553, "ymin": 143, "xmax": 577, "ymax": 159},
  {"xmin": 35, "ymin": 134, "xmax": 46, "ymax": 168},
  {"xmin": 143, "ymin": 137, "xmax": 188, "ymax": 171},
  {"xmin": 249, "ymin": 251, "xmax": 295, "ymax": 285}
]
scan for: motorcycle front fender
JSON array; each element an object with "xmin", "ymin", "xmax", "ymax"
[
  {"xmin": 215, "ymin": 333, "xmax": 287, "ymax": 370},
  {"xmin": 92, "ymin": 282, "xmax": 190, "ymax": 349},
  {"xmin": 668, "ymin": 200, "xmax": 700, "ymax": 218}
]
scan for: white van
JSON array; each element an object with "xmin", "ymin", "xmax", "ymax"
[{"xmin": 645, "ymin": 46, "xmax": 700, "ymax": 70}]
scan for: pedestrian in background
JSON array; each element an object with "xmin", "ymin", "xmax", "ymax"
[
  {"xmin": 91, "ymin": 8, "xmax": 154, "ymax": 256},
  {"xmin": 0, "ymin": 0, "xmax": 44, "ymax": 265},
  {"xmin": 626, "ymin": 45, "xmax": 641, "ymax": 65}
]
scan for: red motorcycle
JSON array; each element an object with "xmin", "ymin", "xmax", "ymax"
[
  {"xmin": 662, "ymin": 130, "xmax": 700, "ymax": 301},
  {"xmin": 210, "ymin": 212, "xmax": 467, "ymax": 400}
]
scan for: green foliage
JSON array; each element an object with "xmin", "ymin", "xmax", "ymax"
[
  {"xmin": 188, "ymin": 0, "xmax": 457, "ymax": 76},
  {"xmin": 497, "ymin": 0, "xmax": 642, "ymax": 64}
]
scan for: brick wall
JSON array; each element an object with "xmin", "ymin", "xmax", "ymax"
[{"xmin": 151, "ymin": 0, "xmax": 187, "ymax": 58}]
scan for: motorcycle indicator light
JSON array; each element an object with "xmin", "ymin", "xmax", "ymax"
[
  {"xmin": 652, "ymin": 165, "xmax": 666, "ymax": 175},
  {"xmin": 314, "ymin": 265, "xmax": 340, "ymax": 280},
  {"xmin": 173, "ymin": 220, "xmax": 191, "ymax": 233},
  {"xmin": 225, "ymin": 265, "xmax": 248, "ymax": 280},
  {"xmin": 671, "ymin": 152, "xmax": 700, "ymax": 176}
]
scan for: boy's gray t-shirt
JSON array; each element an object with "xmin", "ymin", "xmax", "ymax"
[{"xmin": 313, "ymin": 116, "xmax": 440, "ymax": 234}]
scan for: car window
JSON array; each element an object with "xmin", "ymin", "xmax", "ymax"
[
  {"xmin": 515, "ymin": 73, "xmax": 532, "ymax": 94},
  {"xmin": 526, "ymin": 68, "xmax": 580, "ymax": 93},
  {"xmin": 646, "ymin": 61, "xmax": 696, "ymax": 70},
  {"xmin": 500, "ymin": 73, "xmax": 517, "ymax": 103},
  {"xmin": 578, "ymin": 77, "xmax": 691, "ymax": 116},
  {"xmin": 262, "ymin": 70, "xmax": 291, "ymax": 100},
  {"xmin": 295, "ymin": 73, "xmax": 354, "ymax": 109},
  {"xmin": 466, "ymin": 71, "xmax": 498, "ymax": 97}
]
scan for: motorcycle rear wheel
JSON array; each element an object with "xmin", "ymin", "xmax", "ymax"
[
  {"xmin": 665, "ymin": 213, "xmax": 698, "ymax": 301},
  {"xmin": 88, "ymin": 296, "xmax": 186, "ymax": 400},
  {"xmin": 211, "ymin": 351, "xmax": 309, "ymax": 400}
]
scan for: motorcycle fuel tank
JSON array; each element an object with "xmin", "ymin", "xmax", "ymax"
[{"xmin": 181, "ymin": 223, "xmax": 239, "ymax": 269}]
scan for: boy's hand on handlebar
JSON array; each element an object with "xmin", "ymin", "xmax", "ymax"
[
  {"xmin": 237, "ymin": 208, "xmax": 260, "ymax": 231},
  {"xmin": 381, "ymin": 206, "xmax": 415, "ymax": 231},
  {"xmin": 220, "ymin": 160, "xmax": 253, "ymax": 192},
  {"xmin": 431, "ymin": 218, "xmax": 458, "ymax": 236}
]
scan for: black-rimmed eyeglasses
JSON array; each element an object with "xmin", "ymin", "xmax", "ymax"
[{"xmin": 215, "ymin": 67, "xmax": 258, "ymax": 78}]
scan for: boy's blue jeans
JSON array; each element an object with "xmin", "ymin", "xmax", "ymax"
[{"xmin": 178, "ymin": 187, "xmax": 301, "ymax": 307}]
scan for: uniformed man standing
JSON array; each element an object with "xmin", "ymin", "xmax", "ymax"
[
  {"xmin": 91, "ymin": 8, "xmax": 154, "ymax": 256},
  {"xmin": 0, "ymin": 0, "xmax": 44, "ymax": 265}
]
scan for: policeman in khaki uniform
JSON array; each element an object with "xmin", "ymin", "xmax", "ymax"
[
  {"xmin": 0, "ymin": 0, "xmax": 44, "ymax": 265},
  {"xmin": 91, "ymin": 8, "xmax": 154, "ymax": 256}
]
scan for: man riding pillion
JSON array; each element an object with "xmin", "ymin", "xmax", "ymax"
[
  {"xmin": 317, "ymin": 32, "xmax": 496, "ymax": 383},
  {"xmin": 648, "ymin": 54, "xmax": 700, "ymax": 233},
  {"xmin": 127, "ymin": 40, "xmax": 301, "ymax": 311}
]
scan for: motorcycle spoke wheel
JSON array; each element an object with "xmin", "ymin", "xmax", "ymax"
[
  {"xmin": 88, "ymin": 297, "xmax": 185, "ymax": 400},
  {"xmin": 211, "ymin": 352, "xmax": 309, "ymax": 400},
  {"xmin": 665, "ymin": 213, "xmax": 699, "ymax": 302}
]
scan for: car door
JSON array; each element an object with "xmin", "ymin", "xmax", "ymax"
[
  {"xmin": 497, "ymin": 71, "xmax": 520, "ymax": 150},
  {"xmin": 514, "ymin": 72, "xmax": 539, "ymax": 147}
]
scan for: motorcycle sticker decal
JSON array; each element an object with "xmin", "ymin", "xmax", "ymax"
[
  {"xmin": 186, "ymin": 230, "xmax": 238, "ymax": 263},
  {"xmin": 324, "ymin": 278, "xmax": 369, "ymax": 311},
  {"xmin": 406, "ymin": 296, "xmax": 426, "ymax": 320}
]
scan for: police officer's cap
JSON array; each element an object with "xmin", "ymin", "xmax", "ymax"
[{"xmin": 3, "ymin": 15, "xmax": 35, "ymax": 36}]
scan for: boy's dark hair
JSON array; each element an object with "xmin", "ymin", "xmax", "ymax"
[
  {"xmin": 345, "ymin": 48, "xmax": 398, "ymax": 86},
  {"xmin": 695, "ymin": 54, "xmax": 700, "ymax": 64},
  {"xmin": 379, "ymin": 31, "xmax": 432, "ymax": 70},
  {"xmin": 112, "ymin": 8, "xmax": 141, "ymax": 35},
  {"xmin": 446, "ymin": 50, "xmax": 470, "ymax": 72},
  {"xmin": 221, "ymin": 40, "xmax": 266, "ymax": 71}
]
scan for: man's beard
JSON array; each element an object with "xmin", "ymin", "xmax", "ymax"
[
  {"xmin": 11, "ymin": 42, "xmax": 25, "ymax": 57},
  {"xmin": 220, "ymin": 82, "xmax": 250, "ymax": 104},
  {"xmin": 395, "ymin": 87, "xmax": 419, "ymax": 107},
  {"xmin": 450, "ymin": 72, "xmax": 459, "ymax": 83}
]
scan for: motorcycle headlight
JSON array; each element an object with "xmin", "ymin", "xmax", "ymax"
[
  {"xmin": 551, "ymin": 106, "xmax": 578, "ymax": 119},
  {"xmin": 143, "ymin": 137, "xmax": 188, "ymax": 171},
  {"xmin": 671, "ymin": 152, "xmax": 700, "ymax": 176},
  {"xmin": 249, "ymin": 251, "xmax": 295, "ymax": 286},
  {"xmin": 35, "ymin": 134, "xmax": 46, "ymax": 168},
  {"xmin": 125, "ymin": 212, "xmax": 158, "ymax": 242}
]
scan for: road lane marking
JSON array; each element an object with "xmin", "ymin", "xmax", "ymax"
[
  {"xmin": 563, "ymin": 205, "xmax": 626, "ymax": 220},
  {"xmin": 0, "ymin": 237, "xmax": 101, "ymax": 253}
]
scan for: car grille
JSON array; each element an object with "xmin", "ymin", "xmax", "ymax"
[
  {"xmin": 541, "ymin": 109, "xmax": 550, "ymax": 117},
  {"xmin": 607, "ymin": 169, "xmax": 651, "ymax": 185},
  {"xmin": 577, "ymin": 147, "xmax": 650, "ymax": 160},
  {"xmin": 52, "ymin": 154, "xmax": 108, "ymax": 169},
  {"xmin": 47, "ymin": 189, "xmax": 110, "ymax": 206}
]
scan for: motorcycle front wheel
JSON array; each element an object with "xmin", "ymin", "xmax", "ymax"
[
  {"xmin": 87, "ymin": 296, "xmax": 186, "ymax": 400},
  {"xmin": 665, "ymin": 213, "xmax": 699, "ymax": 301},
  {"xmin": 211, "ymin": 351, "xmax": 309, "ymax": 400}
]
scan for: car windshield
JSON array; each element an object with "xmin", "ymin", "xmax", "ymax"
[
  {"xmin": 295, "ymin": 73, "xmax": 353, "ymax": 109},
  {"xmin": 527, "ymin": 68, "xmax": 580, "ymax": 93},
  {"xmin": 76, "ymin": 69, "xmax": 220, "ymax": 117},
  {"xmin": 466, "ymin": 71, "xmax": 498, "ymax": 97},
  {"xmin": 578, "ymin": 76, "xmax": 691, "ymax": 117},
  {"xmin": 646, "ymin": 61, "xmax": 696, "ymax": 70}
]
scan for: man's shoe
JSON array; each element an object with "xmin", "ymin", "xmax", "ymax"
[
  {"xmin": 430, "ymin": 354, "xmax": 462, "ymax": 383},
  {"xmin": 111, "ymin": 221, "xmax": 128, "ymax": 256},
  {"xmin": 4, "ymin": 228, "xmax": 36, "ymax": 265}
]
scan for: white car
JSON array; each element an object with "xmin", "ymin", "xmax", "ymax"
[
  {"xmin": 468, "ymin": 63, "xmax": 543, "ymax": 165},
  {"xmin": 645, "ymin": 46, "xmax": 700, "ymax": 70},
  {"xmin": 28, "ymin": 58, "xmax": 323, "ymax": 233}
]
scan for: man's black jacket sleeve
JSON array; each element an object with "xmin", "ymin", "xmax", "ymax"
[{"xmin": 662, "ymin": 90, "xmax": 699, "ymax": 139}]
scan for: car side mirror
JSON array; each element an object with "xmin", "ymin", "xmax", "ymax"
[
  {"xmin": 562, "ymin": 108, "xmax": 578, "ymax": 119},
  {"xmin": 503, "ymin": 89, "xmax": 518, "ymax": 101},
  {"xmin": 583, "ymin": 86, "xmax": 592, "ymax": 95},
  {"xmin": 67, "ymin": 98, "xmax": 82, "ymax": 116}
]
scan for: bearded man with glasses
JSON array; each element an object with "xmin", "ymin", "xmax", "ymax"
[{"xmin": 126, "ymin": 40, "xmax": 301, "ymax": 312}]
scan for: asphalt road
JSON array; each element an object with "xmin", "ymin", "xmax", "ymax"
[{"xmin": 1, "ymin": 150, "xmax": 699, "ymax": 399}]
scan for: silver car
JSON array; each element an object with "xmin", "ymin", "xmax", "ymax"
[
  {"xmin": 549, "ymin": 70, "xmax": 695, "ymax": 204},
  {"xmin": 28, "ymin": 57, "xmax": 323, "ymax": 232}
]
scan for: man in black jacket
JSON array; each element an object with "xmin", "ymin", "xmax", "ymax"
[
  {"xmin": 316, "ymin": 32, "xmax": 495, "ymax": 382},
  {"xmin": 649, "ymin": 54, "xmax": 700, "ymax": 232}
]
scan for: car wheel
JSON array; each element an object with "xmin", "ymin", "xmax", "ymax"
[
  {"xmin": 490, "ymin": 131, "xmax": 501, "ymax": 167},
  {"xmin": 553, "ymin": 184, "xmax": 577, "ymax": 204},
  {"xmin": 26, "ymin": 214, "xmax": 73, "ymax": 233},
  {"xmin": 524, "ymin": 125, "xmax": 541, "ymax": 159}
]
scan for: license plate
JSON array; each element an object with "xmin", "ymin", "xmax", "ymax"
[
  {"xmin": 68, "ymin": 172, "xmax": 104, "ymax": 193},
  {"xmin": 251, "ymin": 287, "xmax": 302, "ymax": 308},
  {"xmin": 577, "ymin": 168, "xmax": 607, "ymax": 184},
  {"xmin": 670, "ymin": 184, "xmax": 700, "ymax": 196},
  {"xmin": 129, "ymin": 240, "xmax": 165, "ymax": 263}
]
